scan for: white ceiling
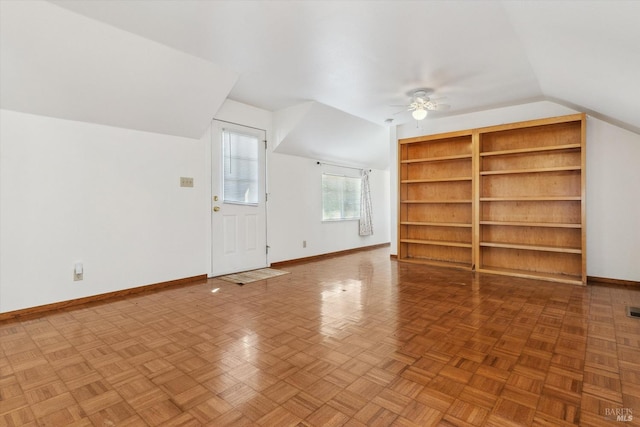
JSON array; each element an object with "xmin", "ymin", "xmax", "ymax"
[
  {"xmin": 0, "ymin": 0, "xmax": 237, "ymax": 138},
  {"xmin": 2, "ymin": 1, "xmax": 639, "ymax": 168},
  {"xmin": 46, "ymin": 0, "xmax": 543, "ymax": 123},
  {"xmin": 503, "ymin": 1, "xmax": 640, "ymax": 132},
  {"xmin": 274, "ymin": 102, "xmax": 390, "ymax": 169}
]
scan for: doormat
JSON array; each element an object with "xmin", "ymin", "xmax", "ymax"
[{"xmin": 217, "ymin": 268, "xmax": 290, "ymax": 285}]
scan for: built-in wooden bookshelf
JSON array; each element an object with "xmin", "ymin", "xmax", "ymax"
[
  {"xmin": 398, "ymin": 113, "xmax": 586, "ymax": 285},
  {"xmin": 476, "ymin": 115, "xmax": 586, "ymax": 285},
  {"xmin": 398, "ymin": 131, "xmax": 474, "ymax": 270}
]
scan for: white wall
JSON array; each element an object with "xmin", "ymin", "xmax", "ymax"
[
  {"xmin": 267, "ymin": 153, "xmax": 390, "ymax": 263},
  {"xmin": 0, "ymin": 109, "xmax": 209, "ymax": 313},
  {"xmin": 392, "ymin": 101, "xmax": 640, "ymax": 282},
  {"xmin": 0, "ymin": 100, "xmax": 391, "ymax": 313},
  {"xmin": 388, "ymin": 125, "xmax": 398, "ymax": 260},
  {"xmin": 214, "ymin": 100, "xmax": 391, "ymax": 266},
  {"xmin": 586, "ymin": 118, "xmax": 640, "ymax": 281}
]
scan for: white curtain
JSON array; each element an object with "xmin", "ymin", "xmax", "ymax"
[{"xmin": 359, "ymin": 170, "xmax": 373, "ymax": 236}]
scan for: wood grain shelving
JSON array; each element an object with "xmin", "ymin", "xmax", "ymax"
[
  {"xmin": 401, "ymin": 239, "xmax": 473, "ymax": 248},
  {"xmin": 402, "ymin": 199, "xmax": 472, "ymax": 204},
  {"xmin": 479, "ymin": 221, "xmax": 581, "ymax": 228},
  {"xmin": 477, "ymin": 114, "xmax": 586, "ymax": 285},
  {"xmin": 480, "ymin": 143, "xmax": 581, "ymax": 157},
  {"xmin": 401, "ymin": 153, "xmax": 472, "ymax": 163},
  {"xmin": 398, "ymin": 132, "xmax": 474, "ymax": 269},
  {"xmin": 479, "ymin": 196, "xmax": 581, "ymax": 202},
  {"xmin": 480, "ymin": 166, "xmax": 581, "ymax": 176},
  {"xmin": 479, "ymin": 241, "xmax": 582, "ymax": 254},
  {"xmin": 401, "ymin": 177, "xmax": 472, "ymax": 184},
  {"xmin": 475, "ymin": 265, "xmax": 583, "ymax": 285},
  {"xmin": 401, "ymin": 221, "xmax": 472, "ymax": 228},
  {"xmin": 398, "ymin": 113, "xmax": 586, "ymax": 285}
]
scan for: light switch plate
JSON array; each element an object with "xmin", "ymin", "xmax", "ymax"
[{"xmin": 180, "ymin": 177, "xmax": 194, "ymax": 187}]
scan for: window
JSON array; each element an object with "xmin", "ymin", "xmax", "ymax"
[
  {"xmin": 322, "ymin": 173, "xmax": 361, "ymax": 221},
  {"xmin": 223, "ymin": 130, "xmax": 259, "ymax": 205}
]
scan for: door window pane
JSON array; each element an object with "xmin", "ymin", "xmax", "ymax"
[{"xmin": 223, "ymin": 130, "xmax": 259, "ymax": 205}]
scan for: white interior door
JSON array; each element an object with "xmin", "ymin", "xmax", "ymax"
[{"xmin": 211, "ymin": 120, "xmax": 267, "ymax": 276}]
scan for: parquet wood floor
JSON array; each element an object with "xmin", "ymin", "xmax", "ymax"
[{"xmin": 1, "ymin": 248, "xmax": 639, "ymax": 426}]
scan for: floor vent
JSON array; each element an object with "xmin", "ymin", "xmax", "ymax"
[{"xmin": 627, "ymin": 306, "xmax": 640, "ymax": 318}]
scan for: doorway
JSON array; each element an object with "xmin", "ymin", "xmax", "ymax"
[{"xmin": 210, "ymin": 120, "xmax": 267, "ymax": 277}]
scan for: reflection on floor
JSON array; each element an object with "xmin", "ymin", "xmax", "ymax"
[{"xmin": 1, "ymin": 247, "xmax": 639, "ymax": 426}]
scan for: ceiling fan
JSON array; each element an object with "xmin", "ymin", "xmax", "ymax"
[{"xmin": 395, "ymin": 88, "xmax": 449, "ymax": 121}]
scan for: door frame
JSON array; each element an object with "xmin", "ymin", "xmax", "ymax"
[{"xmin": 208, "ymin": 118, "xmax": 269, "ymax": 277}]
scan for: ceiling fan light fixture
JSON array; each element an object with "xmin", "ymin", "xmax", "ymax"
[{"xmin": 412, "ymin": 108, "xmax": 428, "ymax": 120}]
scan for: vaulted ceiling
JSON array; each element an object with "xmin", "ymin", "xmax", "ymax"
[{"xmin": 2, "ymin": 1, "xmax": 638, "ymax": 168}]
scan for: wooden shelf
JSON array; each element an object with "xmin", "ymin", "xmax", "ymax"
[
  {"xmin": 398, "ymin": 113, "xmax": 585, "ymax": 284},
  {"xmin": 480, "ymin": 221, "xmax": 581, "ymax": 228},
  {"xmin": 401, "ymin": 177, "xmax": 472, "ymax": 184},
  {"xmin": 480, "ymin": 241, "xmax": 581, "ymax": 254},
  {"xmin": 477, "ymin": 266, "xmax": 583, "ymax": 285},
  {"xmin": 401, "ymin": 239, "xmax": 472, "ymax": 249},
  {"xmin": 399, "ymin": 132, "xmax": 473, "ymax": 267},
  {"xmin": 402, "ymin": 200, "xmax": 472, "ymax": 204},
  {"xmin": 398, "ymin": 258, "xmax": 472, "ymax": 271},
  {"xmin": 401, "ymin": 221, "xmax": 472, "ymax": 228},
  {"xmin": 480, "ymin": 196, "xmax": 581, "ymax": 202},
  {"xmin": 480, "ymin": 166, "xmax": 581, "ymax": 176},
  {"xmin": 480, "ymin": 143, "xmax": 581, "ymax": 157},
  {"xmin": 401, "ymin": 154, "xmax": 472, "ymax": 164}
]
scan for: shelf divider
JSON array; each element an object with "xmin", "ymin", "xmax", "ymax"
[
  {"xmin": 479, "ymin": 241, "xmax": 581, "ymax": 254},
  {"xmin": 401, "ymin": 154, "xmax": 472, "ymax": 164},
  {"xmin": 480, "ymin": 143, "xmax": 581, "ymax": 157},
  {"xmin": 401, "ymin": 221, "xmax": 472, "ymax": 228},
  {"xmin": 480, "ymin": 166, "xmax": 581, "ymax": 176},
  {"xmin": 480, "ymin": 221, "xmax": 581, "ymax": 228},
  {"xmin": 401, "ymin": 239, "xmax": 473, "ymax": 248}
]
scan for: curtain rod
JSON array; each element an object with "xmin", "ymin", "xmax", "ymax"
[{"xmin": 316, "ymin": 161, "xmax": 371, "ymax": 172}]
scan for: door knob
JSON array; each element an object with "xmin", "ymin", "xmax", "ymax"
[{"xmin": 213, "ymin": 206, "xmax": 220, "ymax": 212}]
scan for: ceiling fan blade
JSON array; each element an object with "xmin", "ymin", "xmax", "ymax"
[{"xmin": 390, "ymin": 88, "xmax": 452, "ymax": 116}]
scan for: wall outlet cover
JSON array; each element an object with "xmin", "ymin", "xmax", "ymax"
[{"xmin": 180, "ymin": 177, "xmax": 194, "ymax": 187}]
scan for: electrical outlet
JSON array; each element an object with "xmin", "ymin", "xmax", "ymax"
[
  {"xmin": 74, "ymin": 262, "xmax": 83, "ymax": 281},
  {"xmin": 180, "ymin": 177, "xmax": 194, "ymax": 187},
  {"xmin": 303, "ymin": 240, "xmax": 307, "ymax": 248}
]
